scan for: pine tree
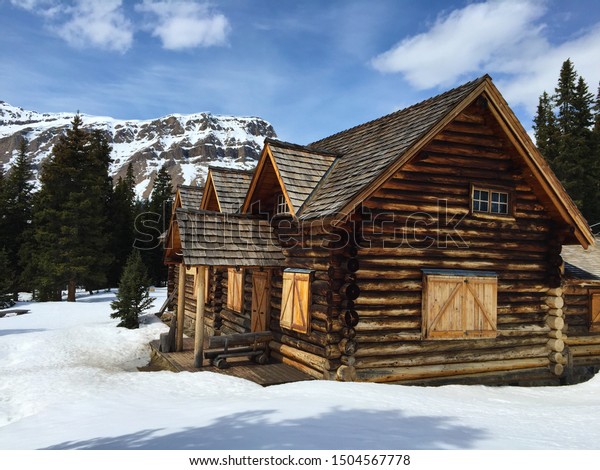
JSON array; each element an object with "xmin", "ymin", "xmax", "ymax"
[
  {"xmin": 149, "ymin": 164, "xmax": 174, "ymax": 225},
  {"xmin": 110, "ymin": 249, "xmax": 154, "ymax": 329},
  {"xmin": 0, "ymin": 170, "xmax": 14, "ymax": 307},
  {"xmin": 4, "ymin": 139, "xmax": 34, "ymax": 298},
  {"xmin": 554, "ymin": 58, "xmax": 578, "ymax": 135},
  {"xmin": 572, "ymin": 76, "xmax": 594, "ymax": 133},
  {"xmin": 533, "ymin": 92, "xmax": 560, "ymax": 165},
  {"xmin": 534, "ymin": 59, "xmax": 600, "ymax": 225},
  {"xmin": 108, "ymin": 163, "xmax": 137, "ymax": 287},
  {"xmin": 142, "ymin": 164, "xmax": 173, "ymax": 286},
  {"xmin": 0, "ymin": 249, "xmax": 14, "ymax": 309},
  {"xmin": 591, "ymin": 83, "xmax": 600, "ymax": 229},
  {"xmin": 29, "ymin": 115, "xmax": 113, "ymax": 301},
  {"xmin": 594, "ymin": 82, "xmax": 600, "ymax": 133},
  {"xmin": 0, "ymin": 167, "xmax": 7, "ymax": 253}
]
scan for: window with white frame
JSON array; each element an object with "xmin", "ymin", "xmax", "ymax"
[
  {"xmin": 472, "ymin": 187, "xmax": 509, "ymax": 215},
  {"xmin": 276, "ymin": 193, "xmax": 290, "ymax": 215}
]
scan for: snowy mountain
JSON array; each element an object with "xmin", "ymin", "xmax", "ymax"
[{"xmin": 0, "ymin": 101, "xmax": 276, "ymax": 197}]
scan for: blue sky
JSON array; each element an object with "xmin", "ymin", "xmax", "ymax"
[{"xmin": 1, "ymin": 0, "xmax": 599, "ymax": 143}]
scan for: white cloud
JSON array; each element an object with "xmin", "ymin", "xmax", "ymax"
[
  {"xmin": 497, "ymin": 27, "xmax": 600, "ymax": 114},
  {"xmin": 135, "ymin": 0, "xmax": 230, "ymax": 50},
  {"xmin": 370, "ymin": 0, "xmax": 600, "ymax": 115},
  {"xmin": 9, "ymin": 0, "xmax": 63, "ymax": 18},
  {"xmin": 55, "ymin": 0, "xmax": 133, "ymax": 52},
  {"xmin": 372, "ymin": 0, "xmax": 546, "ymax": 88},
  {"xmin": 10, "ymin": 0, "xmax": 133, "ymax": 52}
]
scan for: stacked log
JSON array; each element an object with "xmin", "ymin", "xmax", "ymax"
[
  {"xmin": 205, "ymin": 268, "xmax": 224, "ymax": 336},
  {"xmin": 562, "ymin": 281, "xmax": 600, "ymax": 382},
  {"xmin": 545, "ymin": 287, "xmax": 567, "ymax": 376},
  {"xmin": 334, "ymin": 223, "xmax": 360, "ymax": 382},
  {"xmin": 268, "ymin": 221, "xmax": 354, "ymax": 379},
  {"xmin": 182, "ymin": 268, "xmax": 197, "ymax": 336}
]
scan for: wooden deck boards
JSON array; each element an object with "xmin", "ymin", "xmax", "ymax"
[{"xmin": 147, "ymin": 338, "xmax": 314, "ymax": 386}]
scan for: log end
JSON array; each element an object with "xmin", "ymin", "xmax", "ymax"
[{"xmin": 336, "ymin": 365, "xmax": 357, "ymax": 382}]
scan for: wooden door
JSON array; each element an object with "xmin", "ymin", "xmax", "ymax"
[
  {"xmin": 251, "ymin": 270, "xmax": 271, "ymax": 332},
  {"xmin": 290, "ymin": 273, "xmax": 310, "ymax": 333},
  {"xmin": 280, "ymin": 270, "xmax": 311, "ymax": 334},
  {"xmin": 227, "ymin": 268, "xmax": 243, "ymax": 312},
  {"xmin": 423, "ymin": 274, "xmax": 496, "ymax": 339}
]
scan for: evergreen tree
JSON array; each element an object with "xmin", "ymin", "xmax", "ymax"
[
  {"xmin": 554, "ymin": 58, "xmax": 578, "ymax": 135},
  {"xmin": 534, "ymin": 59, "xmax": 600, "ymax": 225},
  {"xmin": 4, "ymin": 139, "xmax": 34, "ymax": 298},
  {"xmin": 149, "ymin": 164, "xmax": 174, "ymax": 226},
  {"xmin": 142, "ymin": 164, "xmax": 173, "ymax": 286},
  {"xmin": 108, "ymin": 163, "xmax": 137, "ymax": 287},
  {"xmin": 0, "ymin": 171, "xmax": 13, "ymax": 307},
  {"xmin": 110, "ymin": 249, "xmax": 154, "ymax": 329},
  {"xmin": 0, "ymin": 167, "xmax": 7, "ymax": 253},
  {"xmin": 29, "ymin": 115, "xmax": 113, "ymax": 301},
  {"xmin": 594, "ymin": 82, "xmax": 600, "ymax": 133},
  {"xmin": 572, "ymin": 76, "xmax": 594, "ymax": 133},
  {"xmin": 533, "ymin": 92, "xmax": 560, "ymax": 165},
  {"xmin": 0, "ymin": 249, "xmax": 14, "ymax": 309}
]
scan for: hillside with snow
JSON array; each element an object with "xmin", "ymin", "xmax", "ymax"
[{"xmin": 0, "ymin": 101, "xmax": 276, "ymax": 197}]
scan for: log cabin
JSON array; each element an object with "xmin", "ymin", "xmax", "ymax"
[
  {"xmin": 164, "ymin": 74, "xmax": 600, "ymax": 385},
  {"xmin": 165, "ymin": 166, "xmax": 255, "ymax": 339}
]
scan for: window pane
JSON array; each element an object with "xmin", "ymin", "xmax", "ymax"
[
  {"xmin": 475, "ymin": 189, "xmax": 509, "ymax": 215},
  {"xmin": 276, "ymin": 194, "xmax": 289, "ymax": 214},
  {"xmin": 490, "ymin": 191, "xmax": 509, "ymax": 214},
  {"xmin": 473, "ymin": 189, "xmax": 489, "ymax": 213}
]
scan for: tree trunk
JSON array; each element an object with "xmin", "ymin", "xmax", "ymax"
[{"xmin": 67, "ymin": 279, "xmax": 76, "ymax": 302}]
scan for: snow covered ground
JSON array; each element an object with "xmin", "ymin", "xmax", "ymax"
[{"xmin": 1, "ymin": 288, "xmax": 600, "ymax": 451}]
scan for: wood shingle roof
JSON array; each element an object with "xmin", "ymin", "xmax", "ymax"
[
  {"xmin": 265, "ymin": 138, "xmax": 338, "ymax": 213},
  {"xmin": 562, "ymin": 237, "xmax": 600, "ymax": 280},
  {"xmin": 177, "ymin": 185, "xmax": 204, "ymax": 210},
  {"xmin": 176, "ymin": 208, "xmax": 285, "ymax": 267},
  {"xmin": 208, "ymin": 166, "xmax": 254, "ymax": 213},
  {"xmin": 299, "ymin": 76, "xmax": 488, "ymax": 220}
]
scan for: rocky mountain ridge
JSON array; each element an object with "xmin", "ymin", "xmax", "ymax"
[{"xmin": 0, "ymin": 100, "xmax": 276, "ymax": 197}]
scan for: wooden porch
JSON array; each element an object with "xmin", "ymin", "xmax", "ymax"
[{"xmin": 147, "ymin": 337, "xmax": 314, "ymax": 386}]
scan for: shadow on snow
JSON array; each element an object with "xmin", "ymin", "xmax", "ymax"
[
  {"xmin": 43, "ymin": 407, "xmax": 487, "ymax": 450},
  {"xmin": 0, "ymin": 328, "xmax": 46, "ymax": 337}
]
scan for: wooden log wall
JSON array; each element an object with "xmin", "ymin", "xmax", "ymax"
[
  {"xmin": 167, "ymin": 264, "xmax": 176, "ymax": 310},
  {"xmin": 352, "ymin": 103, "xmax": 562, "ymax": 385},
  {"xmin": 268, "ymin": 219, "xmax": 350, "ymax": 380},
  {"xmin": 172, "ymin": 265, "xmax": 223, "ymax": 338},
  {"xmin": 563, "ymin": 280, "xmax": 600, "ymax": 382},
  {"xmin": 182, "ymin": 269, "xmax": 197, "ymax": 335},
  {"xmin": 172, "ymin": 263, "xmax": 179, "ymax": 309},
  {"xmin": 219, "ymin": 268, "xmax": 251, "ymax": 336},
  {"xmin": 206, "ymin": 268, "xmax": 224, "ymax": 336}
]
